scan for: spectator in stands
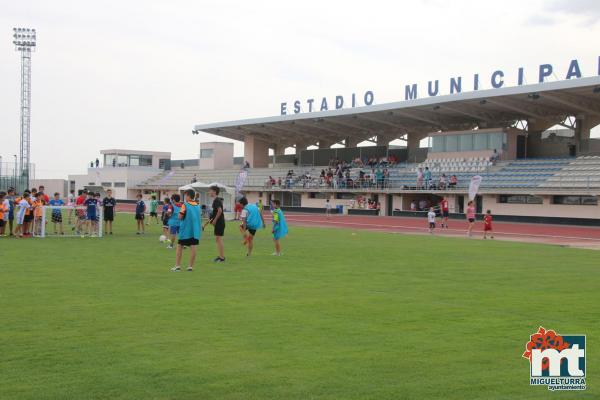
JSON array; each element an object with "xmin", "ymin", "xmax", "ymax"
[
  {"xmin": 449, "ymin": 174, "xmax": 458, "ymax": 188},
  {"xmin": 416, "ymin": 168, "xmax": 424, "ymax": 189},
  {"xmin": 424, "ymin": 167, "xmax": 432, "ymax": 189},
  {"xmin": 383, "ymin": 169, "xmax": 390, "ymax": 188},
  {"xmin": 419, "ymin": 199, "xmax": 427, "ymax": 211},
  {"xmin": 112, "ymin": 158, "xmax": 116, "ymax": 167},
  {"xmin": 438, "ymin": 174, "xmax": 447, "ymax": 190},
  {"xmin": 95, "ymin": 158, "xmax": 100, "ymax": 168},
  {"xmin": 491, "ymin": 149, "xmax": 499, "ymax": 163},
  {"xmin": 180, "ymin": 161, "xmax": 185, "ymax": 169},
  {"xmin": 376, "ymin": 168, "xmax": 384, "ymax": 189},
  {"xmin": 191, "ymin": 174, "xmax": 197, "ymax": 183},
  {"xmin": 243, "ymin": 161, "xmax": 250, "ymax": 169},
  {"xmin": 277, "ymin": 177, "xmax": 282, "ymax": 187}
]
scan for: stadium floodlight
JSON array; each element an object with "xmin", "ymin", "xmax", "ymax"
[{"xmin": 12, "ymin": 27, "xmax": 36, "ymax": 191}]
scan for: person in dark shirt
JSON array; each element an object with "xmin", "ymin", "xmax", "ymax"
[
  {"xmin": 84, "ymin": 192, "xmax": 98, "ymax": 236},
  {"xmin": 102, "ymin": 189, "xmax": 117, "ymax": 235},
  {"xmin": 203, "ymin": 185, "xmax": 226, "ymax": 262},
  {"xmin": 135, "ymin": 194, "xmax": 146, "ymax": 235}
]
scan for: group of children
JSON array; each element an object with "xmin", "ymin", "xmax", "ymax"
[
  {"xmin": 0, "ymin": 186, "xmax": 117, "ymax": 238},
  {"xmin": 0, "ymin": 187, "xmax": 66, "ymax": 237},
  {"xmin": 156, "ymin": 186, "xmax": 288, "ymax": 272},
  {"xmin": 426, "ymin": 197, "xmax": 494, "ymax": 238}
]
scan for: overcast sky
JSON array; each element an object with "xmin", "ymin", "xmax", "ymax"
[{"xmin": 1, "ymin": 0, "xmax": 600, "ymax": 178}]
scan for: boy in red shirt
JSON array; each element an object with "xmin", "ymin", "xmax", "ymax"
[{"xmin": 483, "ymin": 209, "xmax": 494, "ymax": 239}]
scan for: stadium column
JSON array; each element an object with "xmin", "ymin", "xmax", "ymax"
[
  {"xmin": 345, "ymin": 137, "xmax": 355, "ymax": 148},
  {"xmin": 244, "ymin": 135, "xmax": 270, "ymax": 168},
  {"xmin": 575, "ymin": 116, "xmax": 600, "ymax": 153},
  {"xmin": 407, "ymin": 132, "xmax": 428, "ymax": 162}
]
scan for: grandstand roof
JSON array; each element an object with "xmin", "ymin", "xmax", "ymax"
[{"xmin": 193, "ymin": 77, "xmax": 600, "ymax": 145}]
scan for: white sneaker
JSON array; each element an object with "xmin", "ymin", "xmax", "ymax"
[
  {"xmin": 170, "ymin": 266, "xmax": 181, "ymax": 272},
  {"xmin": 166, "ymin": 245, "xmax": 173, "ymax": 249},
  {"xmin": 271, "ymin": 252, "xmax": 282, "ymax": 256}
]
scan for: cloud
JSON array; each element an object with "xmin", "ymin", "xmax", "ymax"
[
  {"xmin": 525, "ymin": 14, "xmax": 557, "ymax": 26},
  {"xmin": 543, "ymin": 0, "xmax": 600, "ymax": 25}
]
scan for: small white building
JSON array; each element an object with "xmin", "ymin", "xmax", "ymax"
[
  {"xmin": 68, "ymin": 149, "xmax": 171, "ymax": 200},
  {"xmin": 199, "ymin": 142, "xmax": 234, "ymax": 170}
]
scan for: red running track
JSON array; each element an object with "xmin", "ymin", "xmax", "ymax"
[
  {"xmin": 282, "ymin": 213, "xmax": 600, "ymax": 249},
  {"xmin": 115, "ymin": 203, "xmax": 600, "ymax": 248}
]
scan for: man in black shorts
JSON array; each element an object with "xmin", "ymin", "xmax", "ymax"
[
  {"xmin": 102, "ymin": 189, "xmax": 117, "ymax": 235},
  {"xmin": 203, "ymin": 185, "xmax": 226, "ymax": 262}
]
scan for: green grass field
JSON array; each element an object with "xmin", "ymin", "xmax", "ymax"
[{"xmin": 1, "ymin": 214, "xmax": 599, "ymax": 399}]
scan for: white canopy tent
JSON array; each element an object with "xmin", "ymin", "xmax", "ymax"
[{"xmin": 178, "ymin": 181, "xmax": 235, "ymax": 219}]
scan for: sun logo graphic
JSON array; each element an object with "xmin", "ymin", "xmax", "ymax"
[{"xmin": 522, "ymin": 327, "xmax": 586, "ymax": 391}]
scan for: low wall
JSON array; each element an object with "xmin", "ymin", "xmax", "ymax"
[
  {"xmin": 392, "ymin": 210, "xmax": 600, "ymax": 226},
  {"xmin": 348, "ymin": 209, "xmax": 379, "ymax": 216}
]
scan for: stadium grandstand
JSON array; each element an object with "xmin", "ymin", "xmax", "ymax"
[{"xmin": 135, "ymin": 77, "xmax": 600, "ymax": 224}]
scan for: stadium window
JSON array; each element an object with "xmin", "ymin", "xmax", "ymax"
[
  {"xmin": 431, "ymin": 136, "xmax": 445, "ymax": 152},
  {"xmin": 445, "ymin": 135, "xmax": 458, "ymax": 152},
  {"xmin": 552, "ymin": 195, "xmax": 598, "ymax": 205},
  {"xmin": 473, "ymin": 133, "xmax": 488, "ymax": 150},
  {"xmin": 129, "ymin": 155, "xmax": 140, "ymax": 166},
  {"xmin": 459, "ymin": 134, "xmax": 473, "ymax": 151},
  {"xmin": 200, "ymin": 149, "xmax": 214, "ymax": 159},
  {"xmin": 582, "ymin": 196, "xmax": 599, "ymax": 206},
  {"xmin": 498, "ymin": 195, "xmax": 543, "ymax": 204},
  {"xmin": 139, "ymin": 155, "xmax": 153, "ymax": 166},
  {"xmin": 101, "ymin": 182, "xmax": 112, "ymax": 187},
  {"xmin": 114, "ymin": 182, "xmax": 126, "ymax": 188},
  {"xmin": 104, "ymin": 154, "xmax": 116, "ymax": 166},
  {"xmin": 291, "ymin": 193, "xmax": 301, "ymax": 207},
  {"xmin": 336, "ymin": 192, "xmax": 356, "ymax": 200},
  {"xmin": 489, "ymin": 132, "xmax": 504, "ymax": 151}
]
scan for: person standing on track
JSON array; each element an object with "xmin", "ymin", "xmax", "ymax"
[
  {"xmin": 483, "ymin": 209, "xmax": 494, "ymax": 239},
  {"xmin": 427, "ymin": 207, "xmax": 436, "ymax": 234},
  {"xmin": 466, "ymin": 200, "xmax": 476, "ymax": 237},
  {"xmin": 440, "ymin": 196, "xmax": 450, "ymax": 229},
  {"xmin": 325, "ymin": 199, "xmax": 332, "ymax": 218}
]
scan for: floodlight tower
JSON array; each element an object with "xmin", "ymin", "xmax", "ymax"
[{"xmin": 12, "ymin": 27, "xmax": 36, "ymax": 187}]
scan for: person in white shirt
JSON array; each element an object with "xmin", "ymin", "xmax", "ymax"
[
  {"xmin": 427, "ymin": 207, "xmax": 436, "ymax": 234},
  {"xmin": 15, "ymin": 193, "xmax": 32, "ymax": 237},
  {"xmin": 325, "ymin": 199, "xmax": 332, "ymax": 219}
]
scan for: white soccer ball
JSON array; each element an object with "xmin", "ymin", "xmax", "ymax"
[{"xmin": 159, "ymin": 235, "xmax": 167, "ymax": 242}]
